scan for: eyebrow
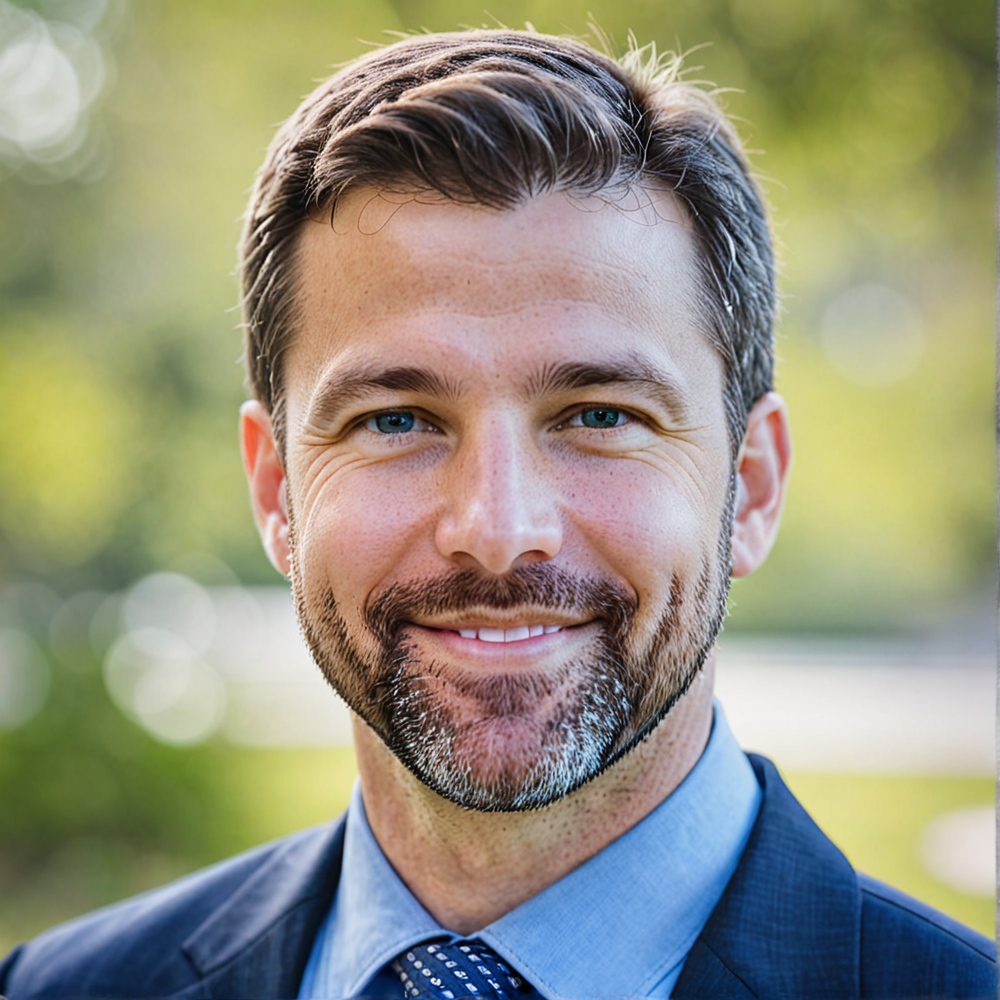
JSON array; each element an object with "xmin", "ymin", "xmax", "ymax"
[
  {"xmin": 305, "ymin": 362, "xmax": 461, "ymax": 426},
  {"xmin": 304, "ymin": 353, "xmax": 692, "ymax": 426},
  {"xmin": 525, "ymin": 355, "xmax": 692, "ymax": 420}
]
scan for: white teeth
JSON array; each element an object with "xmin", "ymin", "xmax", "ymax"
[{"xmin": 454, "ymin": 625, "xmax": 564, "ymax": 642}]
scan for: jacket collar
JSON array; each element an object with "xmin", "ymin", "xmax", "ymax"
[
  {"xmin": 165, "ymin": 754, "xmax": 860, "ymax": 999},
  {"xmin": 674, "ymin": 754, "xmax": 861, "ymax": 999},
  {"xmin": 175, "ymin": 818, "xmax": 346, "ymax": 999}
]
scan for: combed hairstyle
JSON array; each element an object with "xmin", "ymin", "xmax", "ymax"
[{"xmin": 239, "ymin": 29, "xmax": 775, "ymax": 457}]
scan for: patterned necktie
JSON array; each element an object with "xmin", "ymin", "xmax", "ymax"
[{"xmin": 391, "ymin": 940, "xmax": 537, "ymax": 998}]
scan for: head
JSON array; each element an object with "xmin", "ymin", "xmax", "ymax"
[{"xmin": 239, "ymin": 29, "xmax": 790, "ymax": 811}]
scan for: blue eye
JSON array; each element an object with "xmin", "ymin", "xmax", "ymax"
[
  {"xmin": 580, "ymin": 407, "xmax": 624, "ymax": 428},
  {"xmin": 372, "ymin": 411, "xmax": 415, "ymax": 434}
]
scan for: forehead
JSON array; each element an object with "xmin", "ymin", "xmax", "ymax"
[{"xmin": 287, "ymin": 187, "xmax": 719, "ymax": 405}]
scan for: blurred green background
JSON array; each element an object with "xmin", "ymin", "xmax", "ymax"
[{"xmin": 0, "ymin": 0, "xmax": 994, "ymax": 951}]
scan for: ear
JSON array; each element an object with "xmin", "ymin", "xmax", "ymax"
[
  {"xmin": 731, "ymin": 392, "xmax": 792, "ymax": 578},
  {"xmin": 240, "ymin": 400, "xmax": 290, "ymax": 577}
]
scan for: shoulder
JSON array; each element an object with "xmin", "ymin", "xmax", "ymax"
[
  {"xmin": 681, "ymin": 754, "xmax": 996, "ymax": 999},
  {"xmin": 858, "ymin": 873, "xmax": 996, "ymax": 997},
  {"xmin": 0, "ymin": 822, "xmax": 342, "ymax": 999}
]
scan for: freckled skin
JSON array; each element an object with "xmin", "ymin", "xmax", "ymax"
[
  {"xmin": 288, "ymin": 191, "xmax": 731, "ymax": 623},
  {"xmin": 241, "ymin": 187, "xmax": 791, "ymax": 933}
]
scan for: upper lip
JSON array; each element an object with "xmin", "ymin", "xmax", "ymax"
[{"xmin": 409, "ymin": 613, "xmax": 587, "ymax": 631}]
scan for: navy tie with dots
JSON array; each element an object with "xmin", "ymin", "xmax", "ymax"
[{"xmin": 391, "ymin": 940, "xmax": 538, "ymax": 998}]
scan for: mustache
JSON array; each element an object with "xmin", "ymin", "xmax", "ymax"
[{"xmin": 363, "ymin": 563, "xmax": 639, "ymax": 646}]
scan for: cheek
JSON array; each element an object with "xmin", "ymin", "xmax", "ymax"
[
  {"xmin": 293, "ymin": 468, "xmax": 440, "ymax": 600},
  {"xmin": 559, "ymin": 460, "xmax": 724, "ymax": 597}
]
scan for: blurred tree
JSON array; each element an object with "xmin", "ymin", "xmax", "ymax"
[{"xmin": 0, "ymin": 584, "xmax": 239, "ymax": 864}]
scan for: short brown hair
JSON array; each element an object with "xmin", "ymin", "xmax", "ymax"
[{"xmin": 239, "ymin": 29, "xmax": 775, "ymax": 455}]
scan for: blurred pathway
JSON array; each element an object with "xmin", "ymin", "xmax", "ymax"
[
  {"xmin": 715, "ymin": 637, "xmax": 994, "ymax": 775},
  {"xmin": 204, "ymin": 588, "xmax": 994, "ymax": 776}
]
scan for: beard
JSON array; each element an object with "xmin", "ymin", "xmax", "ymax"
[{"xmin": 290, "ymin": 481, "xmax": 734, "ymax": 813}]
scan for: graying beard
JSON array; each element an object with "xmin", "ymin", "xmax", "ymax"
[
  {"xmin": 384, "ymin": 647, "xmax": 634, "ymax": 812},
  {"xmin": 290, "ymin": 469, "xmax": 736, "ymax": 812}
]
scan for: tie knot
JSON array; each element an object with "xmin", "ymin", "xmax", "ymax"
[{"xmin": 391, "ymin": 939, "xmax": 536, "ymax": 998}]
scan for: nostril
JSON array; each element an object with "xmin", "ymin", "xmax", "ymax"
[{"xmin": 435, "ymin": 453, "xmax": 562, "ymax": 572}]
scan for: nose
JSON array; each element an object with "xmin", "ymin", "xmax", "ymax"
[{"xmin": 434, "ymin": 417, "xmax": 563, "ymax": 575}]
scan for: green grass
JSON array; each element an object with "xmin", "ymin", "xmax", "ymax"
[
  {"xmin": 782, "ymin": 769, "xmax": 995, "ymax": 937},
  {"xmin": 0, "ymin": 747, "xmax": 360, "ymax": 955},
  {"xmin": 0, "ymin": 750, "xmax": 993, "ymax": 956}
]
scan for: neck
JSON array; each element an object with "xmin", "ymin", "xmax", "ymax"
[{"xmin": 352, "ymin": 656, "xmax": 715, "ymax": 935}]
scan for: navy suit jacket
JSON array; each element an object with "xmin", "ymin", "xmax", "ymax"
[{"xmin": 1, "ymin": 755, "xmax": 995, "ymax": 999}]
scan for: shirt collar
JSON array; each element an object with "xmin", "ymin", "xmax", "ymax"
[
  {"xmin": 305, "ymin": 701, "xmax": 760, "ymax": 1000},
  {"xmin": 479, "ymin": 704, "xmax": 760, "ymax": 998},
  {"xmin": 304, "ymin": 783, "xmax": 442, "ymax": 997}
]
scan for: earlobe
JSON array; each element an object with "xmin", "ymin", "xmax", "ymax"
[
  {"xmin": 731, "ymin": 392, "xmax": 792, "ymax": 578},
  {"xmin": 240, "ymin": 400, "xmax": 291, "ymax": 577}
]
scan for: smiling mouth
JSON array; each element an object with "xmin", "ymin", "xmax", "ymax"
[
  {"xmin": 451, "ymin": 624, "xmax": 565, "ymax": 642},
  {"xmin": 412, "ymin": 622, "xmax": 573, "ymax": 644}
]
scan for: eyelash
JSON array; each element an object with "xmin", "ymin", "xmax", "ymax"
[
  {"xmin": 554, "ymin": 407, "xmax": 633, "ymax": 431},
  {"xmin": 362, "ymin": 411, "xmax": 441, "ymax": 436},
  {"xmin": 362, "ymin": 405, "xmax": 636, "ymax": 437}
]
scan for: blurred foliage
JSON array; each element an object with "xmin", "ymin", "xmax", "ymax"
[
  {"xmin": 0, "ymin": 580, "xmax": 354, "ymax": 950},
  {"xmin": 0, "ymin": 584, "xmax": 243, "ymax": 865}
]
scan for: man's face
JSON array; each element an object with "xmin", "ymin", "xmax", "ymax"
[{"xmin": 277, "ymin": 188, "xmax": 735, "ymax": 811}]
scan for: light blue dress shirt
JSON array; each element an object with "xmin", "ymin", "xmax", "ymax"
[{"xmin": 299, "ymin": 702, "xmax": 760, "ymax": 1000}]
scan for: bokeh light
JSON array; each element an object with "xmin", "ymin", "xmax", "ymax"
[
  {"xmin": 820, "ymin": 283, "xmax": 926, "ymax": 387},
  {"xmin": 0, "ymin": 0, "xmax": 114, "ymax": 182},
  {"xmin": 0, "ymin": 627, "xmax": 50, "ymax": 729}
]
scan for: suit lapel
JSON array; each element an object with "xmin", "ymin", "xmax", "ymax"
[
  {"xmin": 674, "ymin": 755, "xmax": 861, "ymax": 999},
  {"xmin": 173, "ymin": 817, "xmax": 346, "ymax": 999},
  {"xmin": 671, "ymin": 937, "xmax": 759, "ymax": 997},
  {"xmin": 156, "ymin": 756, "xmax": 860, "ymax": 999}
]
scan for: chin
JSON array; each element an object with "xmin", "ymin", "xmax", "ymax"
[
  {"xmin": 449, "ymin": 716, "xmax": 560, "ymax": 792},
  {"xmin": 380, "ymin": 661, "xmax": 632, "ymax": 812}
]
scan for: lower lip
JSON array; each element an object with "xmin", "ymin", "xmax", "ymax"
[{"xmin": 406, "ymin": 623, "xmax": 588, "ymax": 662}]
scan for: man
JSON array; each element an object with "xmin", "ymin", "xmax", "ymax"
[{"xmin": 1, "ymin": 28, "xmax": 995, "ymax": 1000}]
